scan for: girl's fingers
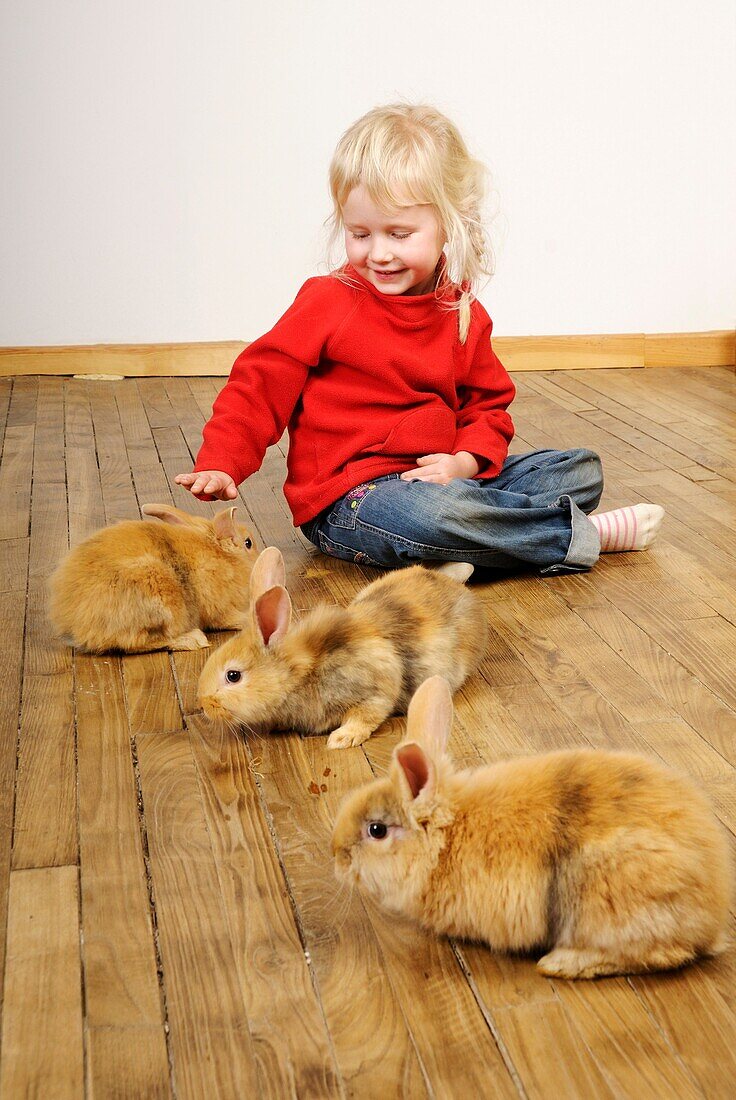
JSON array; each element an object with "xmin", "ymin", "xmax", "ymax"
[
  {"xmin": 201, "ymin": 478, "xmax": 236, "ymax": 500},
  {"xmin": 176, "ymin": 472, "xmax": 232, "ymax": 497},
  {"xmin": 400, "ymin": 471, "xmax": 448, "ymax": 484},
  {"xmin": 177, "ymin": 471, "xmax": 233, "ymax": 491},
  {"xmin": 196, "ymin": 475, "xmax": 222, "ymax": 496}
]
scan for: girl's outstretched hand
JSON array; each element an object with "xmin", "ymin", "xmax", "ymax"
[
  {"xmin": 400, "ymin": 451, "xmax": 479, "ymax": 485},
  {"xmin": 175, "ymin": 470, "xmax": 238, "ymax": 501}
]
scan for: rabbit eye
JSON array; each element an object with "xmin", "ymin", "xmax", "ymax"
[
  {"xmin": 367, "ymin": 821, "xmax": 388, "ymax": 840},
  {"xmin": 244, "ymin": 538, "xmax": 253, "ymax": 550},
  {"xmin": 225, "ymin": 669, "xmax": 242, "ymax": 684}
]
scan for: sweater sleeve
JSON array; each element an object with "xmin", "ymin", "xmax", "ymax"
[
  {"xmin": 194, "ymin": 277, "xmax": 353, "ymax": 486},
  {"xmin": 452, "ymin": 302, "xmax": 516, "ymax": 478}
]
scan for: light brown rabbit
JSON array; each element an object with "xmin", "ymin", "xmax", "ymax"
[
  {"xmin": 49, "ymin": 504, "xmax": 258, "ymax": 653},
  {"xmin": 332, "ymin": 676, "xmax": 733, "ymax": 979},
  {"xmin": 197, "ymin": 547, "xmax": 487, "ymax": 748}
]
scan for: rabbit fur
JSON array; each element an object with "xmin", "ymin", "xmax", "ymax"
[
  {"xmin": 332, "ymin": 676, "xmax": 733, "ymax": 979},
  {"xmin": 197, "ymin": 547, "xmax": 488, "ymax": 748},
  {"xmin": 49, "ymin": 503, "xmax": 258, "ymax": 653}
]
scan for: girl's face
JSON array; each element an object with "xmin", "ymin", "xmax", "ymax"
[{"xmin": 342, "ymin": 185, "xmax": 445, "ymax": 296}]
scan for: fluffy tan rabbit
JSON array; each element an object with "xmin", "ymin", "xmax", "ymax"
[
  {"xmin": 49, "ymin": 504, "xmax": 258, "ymax": 653},
  {"xmin": 332, "ymin": 676, "xmax": 732, "ymax": 979},
  {"xmin": 197, "ymin": 546, "xmax": 487, "ymax": 748}
]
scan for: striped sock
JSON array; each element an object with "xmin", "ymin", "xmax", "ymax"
[{"xmin": 589, "ymin": 504, "xmax": 665, "ymax": 552}]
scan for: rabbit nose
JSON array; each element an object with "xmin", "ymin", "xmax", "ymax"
[
  {"xmin": 199, "ymin": 695, "xmax": 222, "ymax": 719},
  {"xmin": 333, "ymin": 846, "xmax": 351, "ymax": 871}
]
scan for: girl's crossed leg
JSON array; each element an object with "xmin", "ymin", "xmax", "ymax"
[
  {"xmin": 303, "ymin": 448, "xmax": 607, "ymax": 573},
  {"xmin": 303, "ymin": 448, "xmax": 664, "ymax": 573}
]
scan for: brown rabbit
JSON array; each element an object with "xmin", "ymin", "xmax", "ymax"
[
  {"xmin": 332, "ymin": 676, "xmax": 732, "ymax": 978},
  {"xmin": 49, "ymin": 504, "xmax": 258, "ymax": 653},
  {"xmin": 197, "ymin": 546, "xmax": 487, "ymax": 748}
]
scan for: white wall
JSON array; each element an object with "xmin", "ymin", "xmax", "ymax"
[{"xmin": 1, "ymin": 0, "xmax": 734, "ymax": 345}]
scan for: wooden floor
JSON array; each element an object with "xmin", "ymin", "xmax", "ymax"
[{"xmin": 1, "ymin": 367, "xmax": 735, "ymax": 1099}]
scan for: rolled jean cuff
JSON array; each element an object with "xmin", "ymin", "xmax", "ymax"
[{"xmin": 541, "ymin": 495, "xmax": 600, "ymax": 575}]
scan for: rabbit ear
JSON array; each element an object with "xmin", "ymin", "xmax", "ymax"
[
  {"xmin": 250, "ymin": 547, "xmax": 286, "ymax": 599},
  {"xmin": 212, "ymin": 506, "xmax": 238, "ymax": 541},
  {"xmin": 393, "ymin": 742, "xmax": 436, "ymax": 803},
  {"xmin": 141, "ymin": 503, "xmax": 199, "ymax": 527},
  {"xmin": 253, "ymin": 586, "xmax": 292, "ymax": 647},
  {"xmin": 406, "ymin": 676, "xmax": 453, "ymax": 760}
]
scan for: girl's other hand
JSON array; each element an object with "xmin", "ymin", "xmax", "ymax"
[
  {"xmin": 174, "ymin": 470, "xmax": 238, "ymax": 501},
  {"xmin": 400, "ymin": 451, "xmax": 479, "ymax": 485}
]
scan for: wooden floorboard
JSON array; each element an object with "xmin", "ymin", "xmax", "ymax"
[{"xmin": 0, "ymin": 366, "xmax": 734, "ymax": 1097}]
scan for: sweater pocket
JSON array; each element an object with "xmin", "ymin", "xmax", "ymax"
[{"xmin": 370, "ymin": 404, "xmax": 457, "ymax": 462}]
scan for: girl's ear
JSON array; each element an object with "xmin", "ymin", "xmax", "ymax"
[
  {"xmin": 253, "ymin": 586, "xmax": 292, "ymax": 647},
  {"xmin": 250, "ymin": 547, "xmax": 286, "ymax": 599},
  {"xmin": 212, "ymin": 506, "xmax": 238, "ymax": 541},
  {"xmin": 392, "ymin": 741, "xmax": 436, "ymax": 804},
  {"xmin": 406, "ymin": 676, "xmax": 453, "ymax": 761},
  {"xmin": 141, "ymin": 503, "xmax": 199, "ymax": 527}
]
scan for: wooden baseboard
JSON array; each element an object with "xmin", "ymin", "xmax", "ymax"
[
  {"xmin": 499, "ymin": 334, "xmax": 644, "ymax": 371},
  {"xmin": 641, "ymin": 331, "xmax": 736, "ymax": 368},
  {"xmin": 0, "ymin": 331, "xmax": 733, "ymax": 377},
  {"xmin": 497, "ymin": 330, "xmax": 735, "ymax": 371},
  {"xmin": 0, "ymin": 341, "xmax": 245, "ymax": 378}
]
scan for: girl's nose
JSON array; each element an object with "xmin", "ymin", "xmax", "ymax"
[{"xmin": 369, "ymin": 237, "xmax": 394, "ymax": 263}]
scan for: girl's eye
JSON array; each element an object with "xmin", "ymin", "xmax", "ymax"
[
  {"xmin": 392, "ymin": 232, "xmax": 410, "ymax": 239},
  {"xmin": 367, "ymin": 821, "xmax": 388, "ymax": 840},
  {"xmin": 351, "ymin": 233, "xmax": 368, "ymax": 240},
  {"xmin": 226, "ymin": 669, "xmax": 242, "ymax": 684}
]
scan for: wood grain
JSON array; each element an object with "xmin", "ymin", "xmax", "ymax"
[
  {"xmin": 186, "ymin": 715, "xmax": 342, "ymax": 1099},
  {"xmin": 0, "ymin": 538, "xmax": 29, "ymax": 1031},
  {"xmin": 135, "ymin": 728, "xmax": 261, "ymax": 1098},
  {"xmin": 86, "ymin": 1027, "xmax": 172, "ymax": 1099},
  {"xmin": 0, "ymin": 866, "xmax": 83, "ymax": 1099},
  {"xmin": 76, "ymin": 655, "xmax": 170, "ymax": 1082},
  {"xmin": 12, "ymin": 380, "xmax": 77, "ymax": 869}
]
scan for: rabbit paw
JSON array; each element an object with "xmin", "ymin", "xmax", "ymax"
[
  {"xmin": 327, "ymin": 722, "xmax": 373, "ymax": 750},
  {"xmin": 539, "ymin": 942, "xmax": 698, "ymax": 979},
  {"xmin": 168, "ymin": 629, "xmax": 210, "ymax": 651},
  {"xmin": 537, "ymin": 947, "xmax": 625, "ymax": 980}
]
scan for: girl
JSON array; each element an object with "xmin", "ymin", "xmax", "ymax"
[{"xmin": 176, "ymin": 103, "xmax": 663, "ymax": 574}]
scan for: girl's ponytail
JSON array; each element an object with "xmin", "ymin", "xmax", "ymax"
[
  {"xmin": 458, "ymin": 285, "xmax": 472, "ymax": 344},
  {"xmin": 454, "ymin": 212, "xmax": 487, "ymax": 343}
]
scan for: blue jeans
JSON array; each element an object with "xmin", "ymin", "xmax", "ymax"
[{"xmin": 301, "ymin": 448, "xmax": 604, "ymax": 575}]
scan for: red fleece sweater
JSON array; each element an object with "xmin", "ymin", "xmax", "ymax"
[{"xmin": 194, "ymin": 266, "xmax": 516, "ymax": 526}]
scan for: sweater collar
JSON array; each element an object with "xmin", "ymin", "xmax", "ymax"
[{"xmin": 343, "ymin": 259, "xmax": 457, "ymax": 319}]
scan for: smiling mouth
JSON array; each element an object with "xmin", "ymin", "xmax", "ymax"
[{"xmin": 373, "ymin": 269, "xmax": 406, "ymax": 279}]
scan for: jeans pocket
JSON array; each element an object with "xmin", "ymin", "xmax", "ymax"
[
  {"xmin": 327, "ymin": 479, "xmax": 382, "ymax": 530},
  {"xmin": 318, "ymin": 530, "xmax": 383, "ymax": 567}
]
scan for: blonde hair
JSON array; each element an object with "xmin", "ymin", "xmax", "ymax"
[{"xmin": 327, "ymin": 103, "xmax": 493, "ymax": 343}]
